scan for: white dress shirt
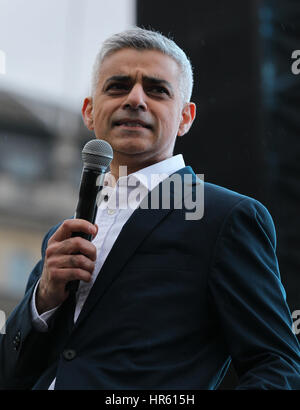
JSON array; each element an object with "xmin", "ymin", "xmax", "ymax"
[{"xmin": 30, "ymin": 154, "xmax": 185, "ymax": 389}]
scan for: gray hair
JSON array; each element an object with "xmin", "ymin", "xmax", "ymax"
[{"xmin": 91, "ymin": 27, "xmax": 194, "ymax": 104}]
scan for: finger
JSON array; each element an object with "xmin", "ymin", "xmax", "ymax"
[
  {"xmin": 53, "ymin": 268, "xmax": 93, "ymax": 284},
  {"xmin": 92, "ymin": 224, "xmax": 99, "ymax": 239},
  {"xmin": 49, "ymin": 254, "xmax": 96, "ymax": 273},
  {"xmin": 51, "ymin": 237, "xmax": 97, "ymax": 261},
  {"xmin": 54, "ymin": 236, "xmax": 97, "ymax": 261},
  {"xmin": 50, "ymin": 219, "xmax": 97, "ymax": 243}
]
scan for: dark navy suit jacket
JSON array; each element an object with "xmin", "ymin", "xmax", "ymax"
[{"xmin": 1, "ymin": 166, "xmax": 300, "ymax": 389}]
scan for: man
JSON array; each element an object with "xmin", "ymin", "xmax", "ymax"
[{"xmin": 0, "ymin": 27, "xmax": 300, "ymax": 390}]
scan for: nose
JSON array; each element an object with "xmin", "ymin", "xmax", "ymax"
[{"xmin": 122, "ymin": 83, "xmax": 147, "ymax": 111}]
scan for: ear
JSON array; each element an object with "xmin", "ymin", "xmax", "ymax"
[
  {"xmin": 177, "ymin": 102, "xmax": 196, "ymax": 137},
  {"xmin": 82, "ymin": 97, "xmax": 94, "ymax": 130}
]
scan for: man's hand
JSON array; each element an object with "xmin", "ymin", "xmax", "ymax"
[{"xmin": 36, "ymin": 219, "xmax": 98, "ymax": 314}]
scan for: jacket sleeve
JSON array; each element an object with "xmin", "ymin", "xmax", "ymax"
[
  {"xmin": 208, "ymin": 197, "xmax": 300, "ymax": 389},
  {"xmin": 0, "ymin": 223, "xmax": 61, "ymax": 389}
]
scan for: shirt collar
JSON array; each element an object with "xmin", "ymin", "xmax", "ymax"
[{"xmin": 104, "ymin": 154, "xmax": 185, "ymax": 192}]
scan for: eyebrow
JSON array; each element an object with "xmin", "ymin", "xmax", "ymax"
[{"xmin": 103, "ymin": 75, "xmax": 174, "ymax": 95}]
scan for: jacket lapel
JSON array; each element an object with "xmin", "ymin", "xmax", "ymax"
[{"xmin": 73, "ymin": 166, "xmax": 200, "ymax": 330}]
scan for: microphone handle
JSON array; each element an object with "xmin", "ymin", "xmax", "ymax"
[{"xmin": 65, "ymin": 168, "xmax": 105, "ymax": 294}]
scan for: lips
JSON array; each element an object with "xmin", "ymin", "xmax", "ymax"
[{"xmin": 114, "ymin": 119, "xmax": 151, "ymax": 129}]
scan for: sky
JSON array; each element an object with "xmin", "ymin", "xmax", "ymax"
[{"xmin": 0, "ymin": 0, "xmax": 135, "ymax": 111}]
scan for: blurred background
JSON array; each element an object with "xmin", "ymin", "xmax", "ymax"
[{"xmin": 0, "ymin": 0, "xmax": 299, "ymax": 389}]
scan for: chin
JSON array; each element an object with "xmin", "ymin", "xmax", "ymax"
[{"xmin": 113, "ymin": 137, "xmax": 151, "ymax": 155}]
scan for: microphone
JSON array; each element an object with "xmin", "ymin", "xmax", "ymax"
[{"xmin": 66, "ymin": 139, "xmax": 113, "ymax": 294}]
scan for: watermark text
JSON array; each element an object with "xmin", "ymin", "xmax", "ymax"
[
  {"xmin": 292, "ymin": 310, "xmax": 300, "ymax": 335},
  {"xmin": 0, "ymin": 50, "xmax": 6, "ymax": 75},
  {"xmin": 0, "ymin": 310, "xmax": 6, "ymax": 334},
  {"xmin": 291, "ymin": 50, "xmax": 300, "ymax": 74},
  {"xmin": 96, "ymin": 167, "xmax": 204, "ymax": 221}
]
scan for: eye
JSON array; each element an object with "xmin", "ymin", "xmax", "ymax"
[
  {"xmin": 147, "ymin": 86, "xmax": 170, "ymax": 97},
  {"xmin": 106, "ymin": 83, "xmax": 130, "ymax": 93}
]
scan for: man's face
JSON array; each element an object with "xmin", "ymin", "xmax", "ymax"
[{"xmin": 82, "ymin": 48, "xmax": 195, "ymax": 166}]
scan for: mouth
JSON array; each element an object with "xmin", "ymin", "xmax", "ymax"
[{"xmin": 113, "ymin": 119, "xmax": 152, "ymax": 129}]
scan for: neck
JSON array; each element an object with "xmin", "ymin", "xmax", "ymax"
[{"xmin": 109, "ymin": 153, "xmax": 172, "ymax": 181}]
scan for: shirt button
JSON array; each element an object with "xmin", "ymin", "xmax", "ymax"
[
  {"xmin": 107, "ymin": 209, "xmax": 115, "ymax": 215},
  {"xmin": 63, "ymin": 349, "xmax": 76, "ymax": 361}
]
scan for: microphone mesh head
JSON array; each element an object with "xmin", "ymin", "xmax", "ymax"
[{"xmin": 82, "ymin": 139, "xmax": 113, "ymax": 170}]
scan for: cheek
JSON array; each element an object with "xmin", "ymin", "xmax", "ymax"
[
  {"xmin": 160, "ymin": 113, "xmax": 181, "ymax": 136},
  {"xmin": 93, "ymin": 107, "xmax": 110, "ymax": 129}
]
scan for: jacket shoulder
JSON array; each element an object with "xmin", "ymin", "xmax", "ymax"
[{"xmin": 203, "ymin": 181, "xmax": 270, "ymax": 216}]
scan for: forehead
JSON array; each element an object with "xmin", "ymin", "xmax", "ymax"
[{"xmin": 98, "ymin": 48, "xmax": 180, "ymax": 84}]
